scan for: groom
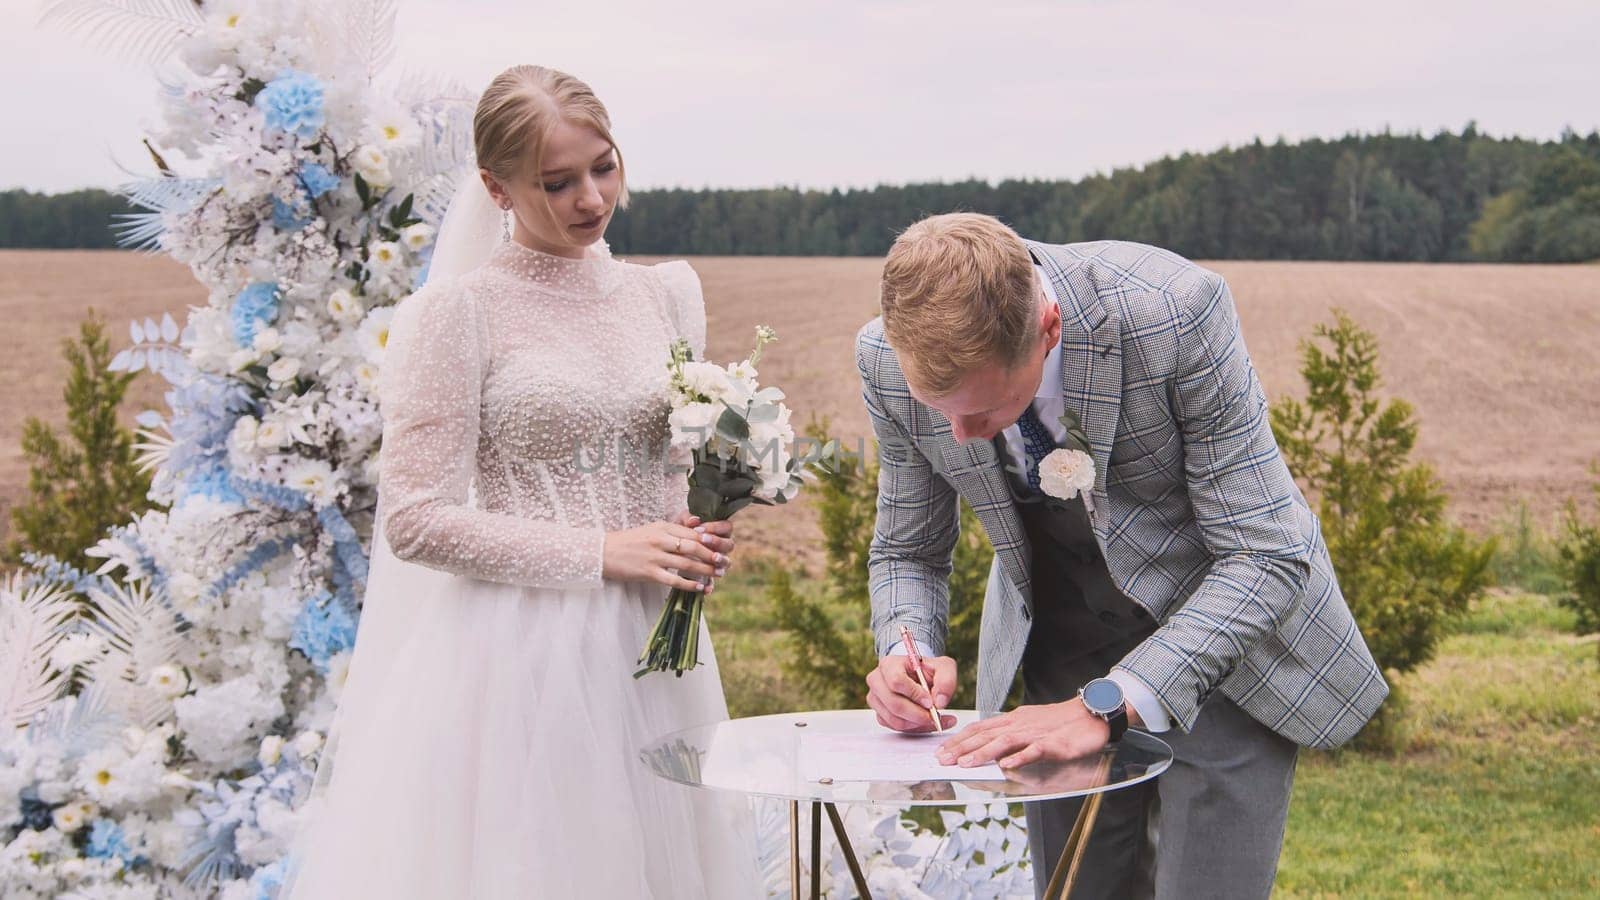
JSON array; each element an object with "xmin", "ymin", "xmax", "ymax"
[{"xmin": 857, "ymin": 213, "xmax": 1388, "ymax": 898}]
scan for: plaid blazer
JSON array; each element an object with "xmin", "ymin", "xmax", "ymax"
[{"xmin": 856, "ymin": 240, "xmax": 1388, "ymax": 749}]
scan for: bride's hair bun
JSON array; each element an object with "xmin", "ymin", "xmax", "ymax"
[{"xmin": 473, "ymin": 66, "xmax": 629, "ymax": 209}]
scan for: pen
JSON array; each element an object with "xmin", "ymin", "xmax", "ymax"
[{"xmin": 898, "ymin": 624, "xmax": 944, "ymax": 733}]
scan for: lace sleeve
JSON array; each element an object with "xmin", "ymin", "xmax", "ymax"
[
  {"xmin": 377, "ymin": 280, "xmax": 606, "ymax": 589},
  {"xmin": 654, "ymin": 260, "xmax": 706, "ymax": 358},
  {"xmin": 654, "ymin": 261, "xmax": 706, "ymax": 516}
]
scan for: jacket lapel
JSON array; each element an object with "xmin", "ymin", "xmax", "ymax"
[{"xmin": 1032, "ymin": 243, "xmax": 1124, "ymax": 517}]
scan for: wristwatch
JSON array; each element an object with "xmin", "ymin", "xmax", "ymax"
[{"xmin": 1079, "ymin": 677, "xmax": 1128, "ymax": 744}]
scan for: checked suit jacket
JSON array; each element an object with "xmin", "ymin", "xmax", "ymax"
[{"xmin": 855, "ymin": 239, "xmax": 1388, "ymax": 749}]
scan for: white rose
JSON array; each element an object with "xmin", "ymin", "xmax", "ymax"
[
  {"xmin": 668, "ymin": 402, "xmax": 722, "ymax": 449},
  {"xmin": 1038, "ymin": 448, "xmax": 1096, "ymax": 502},
  {"xmin": 257, "ymin": 735, "xmax": 285, "ymax": 768},
  {"xmin": 679, "ymin": 361, "xmax": 734, "ymax": 403},
  {"xmin": 353, "ymin": 145, "xmax": 391, "ymax": 187},
  {"xmin": 251, "ymin": 327, "xmax": 282, "ymax": 353},
  {"xmin": 400, "ymin": 222, "xmax": 434, "ymax": 251},
  {"xmin": 227, "ymin": 347, "xmax": 260, "ymax": 372},
  {"xmin": 255, "ymin": 420, "xmax": 289, "ymax": 449},
  {"xmin": 292, "ymin": 730, "xmax": 324, "ymax": 758},
  {"xmin": 146, "ymin": 664, "xmax": 189, "ymax": 698},
  {"xmin": 327, "ymin": 288, "xmax": 363, "ymax": 323},
  {"xmin": 266, "ymin": 356, "xmax": 301, "ymax": 384},
  {"xmin": 231, "ymin": 415, "xmax": 259, "ymax": 450}
]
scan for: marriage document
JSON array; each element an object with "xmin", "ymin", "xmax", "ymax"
[{"xmin": 798, "ymin": 731, "xmax": 1006, "ymax": 782}]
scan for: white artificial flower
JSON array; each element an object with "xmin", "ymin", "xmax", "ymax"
[
  {"xmin": 353, "ymin": 144, "xmax": 392, "ymax": 187},
  {"xmin": 255, "ymin": 419, "xmax": 290, "ymax": 450},
  {"xmin": 257, "ymin": 735, "xmax": 285, "ymax": 768},
  {"xmin": 364, "ymin": 100, "xmax": 420, "ymax": 149},
  {"xmin": 668, "ymin": 402, "xmax": 722, "ymax": 449},
  {"xmin": 678, "ymin": 361, "xmax": 735, "ymax": 404},
  {"xmin": 251, "ymin": 327, "xmax": 282, "ymax": 353},
  {"xmin": 284, "ymin": 458, "xmax": 338, "ymax": 506},
  {"xmin": 230, "ymin": 415, "xmax": 260, "ymax": 452},
  {"xmin": 51, "ymin": 802, "xmax": 85, "ymax": 832},
  {"xmin": 266, "ymin": 356, "xmax": 302, "ymax": 384},
  {"xmin": 49, "ymin": 633, "xmax": 106, "ymax": 671},
  {"xmin": 326, "ymin": 288, "xmax": 362, "ymax": 323},
  {"xmin": 173, "ymin": 676, "xmax": 286, "ymax": 770},
  {"xmin": 1039, "ymin": 448, "xmax": 1096, "ymax": 505},
  {"xmin": 400, "ymin": 222, "xmax": 433, "ymax": 251},
  {"xmin": 324, "ymin": 651, "xmax": 353, "ymax": 701},
  {"xmin": 356, "ymin": 306, "xmax": 395, "ymax": 364},
  {"xmin": 146, "ymin": 664, "xmax": 189, "ymax": 698},
  {"xmin": 367, "ymin": 240, "xmax": 402, "ymax": 275},
  {"xmin": 353, "ymin": 362, "xmax": 380, "ymax": 393},
  {"xmin": 292, "ymin": 730, "xmax": 323, "ymax": 758},
  {"xmin": 228, "ymin": 347, "xmax": 260, "ymax": 373}
]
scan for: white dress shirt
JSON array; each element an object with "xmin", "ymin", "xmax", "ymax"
[{"xmin": 888, "ymin": 266, "xmax": 1173, "ymax": 733}]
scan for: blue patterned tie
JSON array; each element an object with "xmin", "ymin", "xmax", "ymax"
[{"xmin": 1013, "ymin": 403, "xmax": 1057, "ymax": 494}]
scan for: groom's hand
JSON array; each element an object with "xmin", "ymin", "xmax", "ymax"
[
  {"xmin": 866, "ymin": 654, "xmax": 958, "ymax": 733},
  {"xmin": 936, "ymin": 699, "xmax": 1109, "ymax": 769}
]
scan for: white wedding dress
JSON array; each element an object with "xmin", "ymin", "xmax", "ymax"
[{"xmin": 282, "ymin": 234, "xmax": 760, "ymax": 898}]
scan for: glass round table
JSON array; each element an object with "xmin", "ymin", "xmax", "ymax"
[{"xmin": 640, "ymin": 709, "xmax": 1173, "ymax": 899}]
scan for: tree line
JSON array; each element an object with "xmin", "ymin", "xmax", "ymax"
[{"xmin": 6, "ymin": 126, "xmax": 1599, "ymax": 261}]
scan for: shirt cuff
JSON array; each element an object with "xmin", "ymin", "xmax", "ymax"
[
  {"xmin": 1108, "ymin": 669, "xmax": 1173, "ymax": 733},
  {"xmin": 885, "ymin": 640, "xmax": 907, "ymax": 657}
]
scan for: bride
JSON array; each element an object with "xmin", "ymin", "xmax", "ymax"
[{"xmin": 283, "ymin": 65, "xmax": 760, "ymax": 898}]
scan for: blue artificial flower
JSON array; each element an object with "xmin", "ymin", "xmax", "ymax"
[
  {"xmin": 230, "ymin": 282, "xmax": 280, "ymax": 346},
  {"xmin": 256, "ymin": 70, "xmax": 325, "ymax": 141},
  {"xmin": 86, "ymin": 818, "xmax": 142, "ymax": 867},
  {"xmin": 297, "ymin": 163, "xmax": 340, "ymax": 199},
  {"xmin": 289, "ymin": 591, "xmax": 357, "ymax": 671},
  {"xmin": 183, "ymin": 461, "xmax": 244, "ymax": 505},
  {"xmin": 251, "ymin": 857, "xmax": 290, "ymax": 900},
  {"xmin": 270, "ymin": 196, "xmax": 311, "ymax": 232}
]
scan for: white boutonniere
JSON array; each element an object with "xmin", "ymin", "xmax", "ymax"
[
  {"xmin": 1045, "ymin": 407, "xmax": 1096, "ymax": 514},
  {"xmin": 1039, "ymin": 447, "xmax": 1096, "ymax": 513}
]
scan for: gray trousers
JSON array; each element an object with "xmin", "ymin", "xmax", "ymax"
[{"xmin": 1023, "ymin": 695, "xmax": 1299, "ymax": 899}]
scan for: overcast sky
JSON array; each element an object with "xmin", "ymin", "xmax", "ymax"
[{"xmin": 4, "ymin": 0, "xmax": 1598, "ymax": 193}]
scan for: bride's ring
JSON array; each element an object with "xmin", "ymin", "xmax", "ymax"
[{"xmin": 675, "ymin": 537, "xmax": 684, "ymax": 554}]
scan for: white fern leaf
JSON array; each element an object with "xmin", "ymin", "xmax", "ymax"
[
  {"xmin": 133, "ymin": 424, "xmax": 176, "ymax": 473},
  {"xmin": 80, "ymin": 647, "xmax": 172, "ymax": 732},
  {"xmin": 40, "ymin": 0, "xmax": 205, "ymax": 65},
  {"xmin": 338, "ymin": 0, "xmax": 399, "ymax": 80},
  {"xmin": 0, "ymin": 575, "xmax": 78, "ymax": 732},
  {"xmin": 85, "ymin": 579, "xmax": 184, "ymax": 681}
]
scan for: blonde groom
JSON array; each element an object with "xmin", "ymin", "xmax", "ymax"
[{"xmin": 857, "ymin": 214, "xmax": 1387, "ymax": 898}]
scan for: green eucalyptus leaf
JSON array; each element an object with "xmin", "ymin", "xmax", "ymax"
[{"xmin": 715, "ymin": 407, "xmax": 750, "ymax": 441}]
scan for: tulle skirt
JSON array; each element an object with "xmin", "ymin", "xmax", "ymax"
[{"xmin": 282, "ymin": 545, "xmax": 760, "ymax": 900}]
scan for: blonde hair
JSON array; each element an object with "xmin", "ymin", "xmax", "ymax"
[
  {"xmin": 473, "ymin": 65, "xmax": 630, "ymax": 207},
  {"xmin": 879, "ymin": 213, "xmax": 1038, "ymax": 398}
]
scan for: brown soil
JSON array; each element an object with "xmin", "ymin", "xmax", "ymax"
[{"xmin": 4, "ymin": 250, "xmax": 1596, "ymax": 569}]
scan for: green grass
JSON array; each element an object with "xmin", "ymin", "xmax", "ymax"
[
  {"xmin": 1277, "ymin": 592, "xmax": 1600, "ymax": 898},
  {"xmin": 710, "ymin": 565, "xmax": 1599, "ymax": 896}
]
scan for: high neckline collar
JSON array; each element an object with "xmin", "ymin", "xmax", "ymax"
[{"xmin": 485, "ymin": 237, "xmax": 619, "ymax": 294}]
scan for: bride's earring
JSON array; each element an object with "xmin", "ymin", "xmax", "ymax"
[{"xmin": 501, "ymin": 206, "xmax": 511, "ymax": 242}]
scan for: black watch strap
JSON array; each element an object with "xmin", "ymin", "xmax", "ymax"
[{"xmin": 1104, "ymin": 704, "xmax": 1128, "ymax": 743}]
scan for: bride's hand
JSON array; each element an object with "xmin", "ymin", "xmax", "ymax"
[
  {"xmin": 603, "ymin": 520, "xmax": 726, "ymax": 592},
  {"xmin": 670, "ymin": 511, "xmax": 734, "ymax": 579}
]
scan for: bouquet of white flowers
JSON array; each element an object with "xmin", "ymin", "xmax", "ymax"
[{"xmin": 635, "ymin": 327, "xmax": 829, "ymax": 677}]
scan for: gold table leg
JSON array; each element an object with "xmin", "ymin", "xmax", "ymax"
[
  {"xmin": 810, "ymin": 801, "xmax": 822, "ymax": 900},
  {"xmin": 823, "ymin": 802, "xmax": 873, "ymax": 899},
  {"xmin": 1043, "ymin": 752, "xmax": 1115, "ymax": 900},
  {"xmin": 789, "ymin": 800, "xmax": 801, "ymax": 900}
]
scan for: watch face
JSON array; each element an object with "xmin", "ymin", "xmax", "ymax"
[{"xmin": 1082, "ymin": 679, "xmax": 1124, "ymax": 715}]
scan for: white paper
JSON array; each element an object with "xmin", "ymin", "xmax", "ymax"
[{"xmin": 798, "ymin": 731, "xmax": 1006, "ymax": 782}]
